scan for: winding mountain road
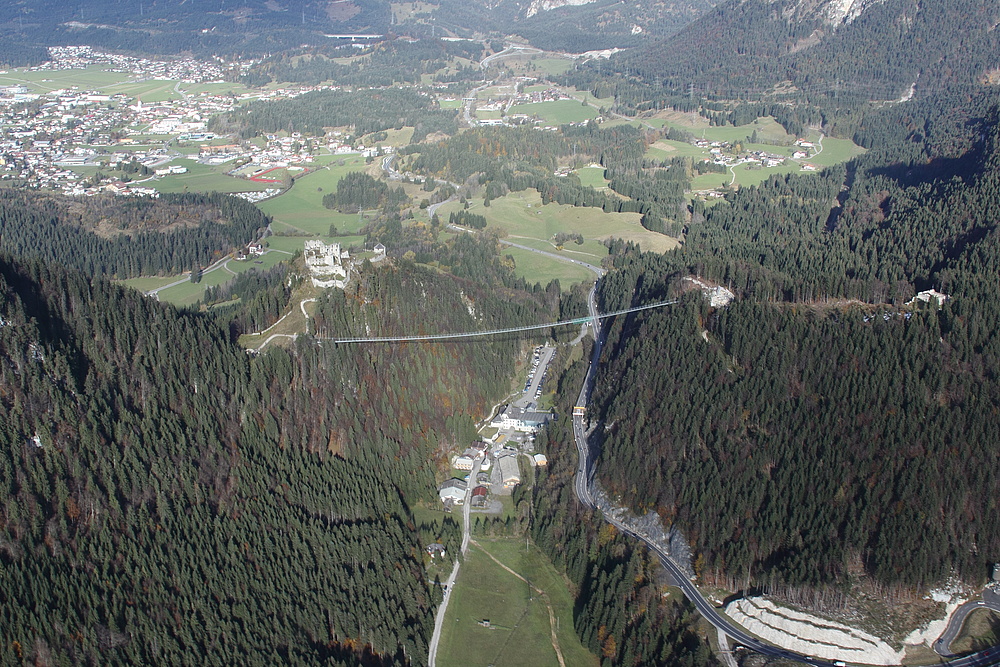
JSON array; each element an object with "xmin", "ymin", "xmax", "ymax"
[{"xmin": 935, "ymin": 595, "xmax": 1000, "ymax": 658}]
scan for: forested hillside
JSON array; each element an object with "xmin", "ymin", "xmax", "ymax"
[
  {"xmin": 584, "ymin": 91, "xmax": 1000, "ymax": 592},
  {"xmin": 562, "ymin": 0, "xmax": 1000, "ymax": 117},
  {"xmin": 0, "ymin": 190, "xmax": 269, "ymax": 279},
  {"xmin": 211, "ymin": 88, "xmax": 457, "ymax": 142},
  {"xmin": 0, "ymin": 251, "xmax": 548, "ymax": 664},
  {"xmin": 425, "ymin": 0, "xmax": 714, "ymax": 52},
  {"xmin": 0, "ymin": 0, "xmax": 390, "ymax": 64},
  {"xmin": 528, "ymin": 345, "xmax": 720, "ymax": 666},
  {"xmin": 240, "ymin": 39, "xmax": 487, "ymax": 88}
]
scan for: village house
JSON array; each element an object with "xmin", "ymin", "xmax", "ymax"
[
  {"xmin": 439, "ymin": 478, "xmax": 467, "ymax": 504},
  {"xmin": 471, "ymin": 486, "xmax": 489, "ymax": 508}
]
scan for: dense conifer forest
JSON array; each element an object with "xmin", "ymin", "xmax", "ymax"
[
  {"xmin": 528, "ymin": 346, "xmax": 720, "ymax": 667},
  {"xmin": 0, "ymin": 190, "xmax": 269, "ymax": 278},
  {"xmin": 585, "ymin": 90, "xmax": 1000, "ymax": 592},
  {"xmin": 0, "ymin": 253, "xmax": 550, "ymax": 664},
  {"xmin": 563, "ymin": 0, "xmax": 1000, "ymax": 111},
  {"xmin": 211, "ymin": 88, "xmax": 457, "ymax": 143}
]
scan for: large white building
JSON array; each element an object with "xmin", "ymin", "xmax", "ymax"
[
  {"xmin": 304, "ymin": 240, "xmax": 350, "ymax": 288},
  {"xmin": 489, "ymin": 406, "xmax": 551, "ymax": 433}
]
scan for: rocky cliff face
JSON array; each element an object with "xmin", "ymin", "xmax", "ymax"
[
  {"xmin": 744, "ymin": 0, "xmax": 887, "ymax": 26},
  {"xmin": 524, "ymin": 0, "xmax": 600, "ymax": 18}
]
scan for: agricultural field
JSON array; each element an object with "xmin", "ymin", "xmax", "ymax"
[
  {"xmin": 521, "ymin": 56, "xmax": 575, "ymax": 77},
  {"xmin": 436, "ymin": 539, "xmax": 598, "ymax": 667},
  {"xmin": 645, "ymin": 139, "xmax": 710, "ymax": 161},
  {"xmin": 441, "ymin": 189, "xmax": 675, "ymax": 251},
  {"xmin": 257, "ymin": 154, "xmax": 369, "ymax": 235},
  {"xmin": 0, "ymin": 66, "xmax": 130, "ymax": 94},
  {"xmin": 150, "ymin": 158, "xmax": 269, "ymax": 194},
  {"xmin": 509, "ymin": 99, "xmax": 597, "ymax": 125},
  {"xmin": 0, "ymin": 64, "xmax": 248, "ymax": 102}
]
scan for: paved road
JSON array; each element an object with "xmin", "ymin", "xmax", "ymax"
[
  {"xmin": 144, "ymin": 253, "xmax": 234, "ymax": 298},
  {"xmin": 569, "ymin": 279, "xmax": 1000, "ymax": 667},
  {"xmin": 381, "ymin": 153, "xmax": 400, "ymax": 180},
  {"xmin": 935, "ymin": 597, "xmax": 1000, "ymax": 657},
  {"xmin": 428, "ymin": 457, "xmax": 483, "ymax": 667}
]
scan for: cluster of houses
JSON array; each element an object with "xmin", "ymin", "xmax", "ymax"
[
  {"xmin": 695, "ymin": 136, "xmax": 820, "ymax": 180},
  {"xmin": 39, "ymin": 45, "xmax": 245, "ymax": 83},
  {"xmin": 487, "ymin": 405, "xmax": 552, "ymax": 434},
  {"xmin": 438, "ymin": 401, "xmax": 552, "ymax": 508},
  {"xmin": 0, "ymin": 47, "xmax": 371, "ymax": 198}
]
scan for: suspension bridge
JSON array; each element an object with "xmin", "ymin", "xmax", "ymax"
[{"xmin": 320, "ymin": 298, "xmax": 678, "ymax": 344}]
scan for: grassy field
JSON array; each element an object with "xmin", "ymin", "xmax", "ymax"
[
  {"xmin": 475, "ymin": 109, "xmax": 503, "ymax": 121},
  {"xmin": 150, "ymin": 250, "xmax": 291, "ymax": 306},
  {"xmin": 646, "ymin": 139, "xmax": 715, "ymax": 161},
  {"xmin": 436, "ymin": 538, "xmax": 598, "ymax": 667},
  {"xmin": 435, "ymin": 189, "xmax": 679, "ymax": 287},
  {"xmin": 443, "ymin": 189, "xmax": 676, "ymax": 252},
  {"xmin": 690, "ymin": 171, "xmax": 734, "ymax": 191},
  {"xmin": 257, "ymin": 155, "xmax": 369, "ymax": 235},
  {"xmin": 438, "ymin": 190, "xmax": 677, "ymax": 289},
  {"xmin": 438, "ymin": 98, "xmax": 463, "ymax": 109},
  {"xmin": 574, "ymin": 166, "xmax": 609, "ymax": 189},
  {"xmin": 525, "ymin": 57, "xmax": 575, "ymax": 77},
  {"xmin": 807, "ymin": 136, "xmax": 866, "ymax": 167},
  {"xmin": 0, "ymin": 66, "xmax": 128, "ymax": 93},
  {"xmin": 120, "ymin": 275, "xmax": 181, "ymax": 292},
  {"xmin": 151, "ymin": 158, "xmax": 269, "ymax": 194},
  {"xmin": 362, "ymin": 127, "xmax": 414, "ymax": 147},
  {"xmin": 502, "ymin": 246, "xmax": 596, "ymax": 289},
  {"xmin": 509, "ymin": 100, "xmax": 597, "ymax": 125},
  {"xmin": 565, "ymin": 87, "xmax": 614, "ymax": 111}
]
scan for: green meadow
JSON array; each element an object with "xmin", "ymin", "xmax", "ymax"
[
  {"xmin": 573, "ymin": 166, "xmax": 609, "ymax": 189},
  {"xmin": 436, "ymin": 538, "xmax": 597, "ymax": 667},
  {"xmin": 151, "ymin": 159, "xmax": 268, "ymax": 194},
  {"xmin": 257, "ymin": 155, "xmax": 369, "ymax": 235},
  {"xmin": 436, "ymin": 190, "xmax": 677, "ymax": 287},
  {"xmin": 509, "ymin": 99, "xmax": 597, "ymax": 125}
]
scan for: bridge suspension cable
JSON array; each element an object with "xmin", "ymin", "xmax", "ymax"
[{"xmin": 321, "ymin": 299, "xmax": 679, "ymax": 344}]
